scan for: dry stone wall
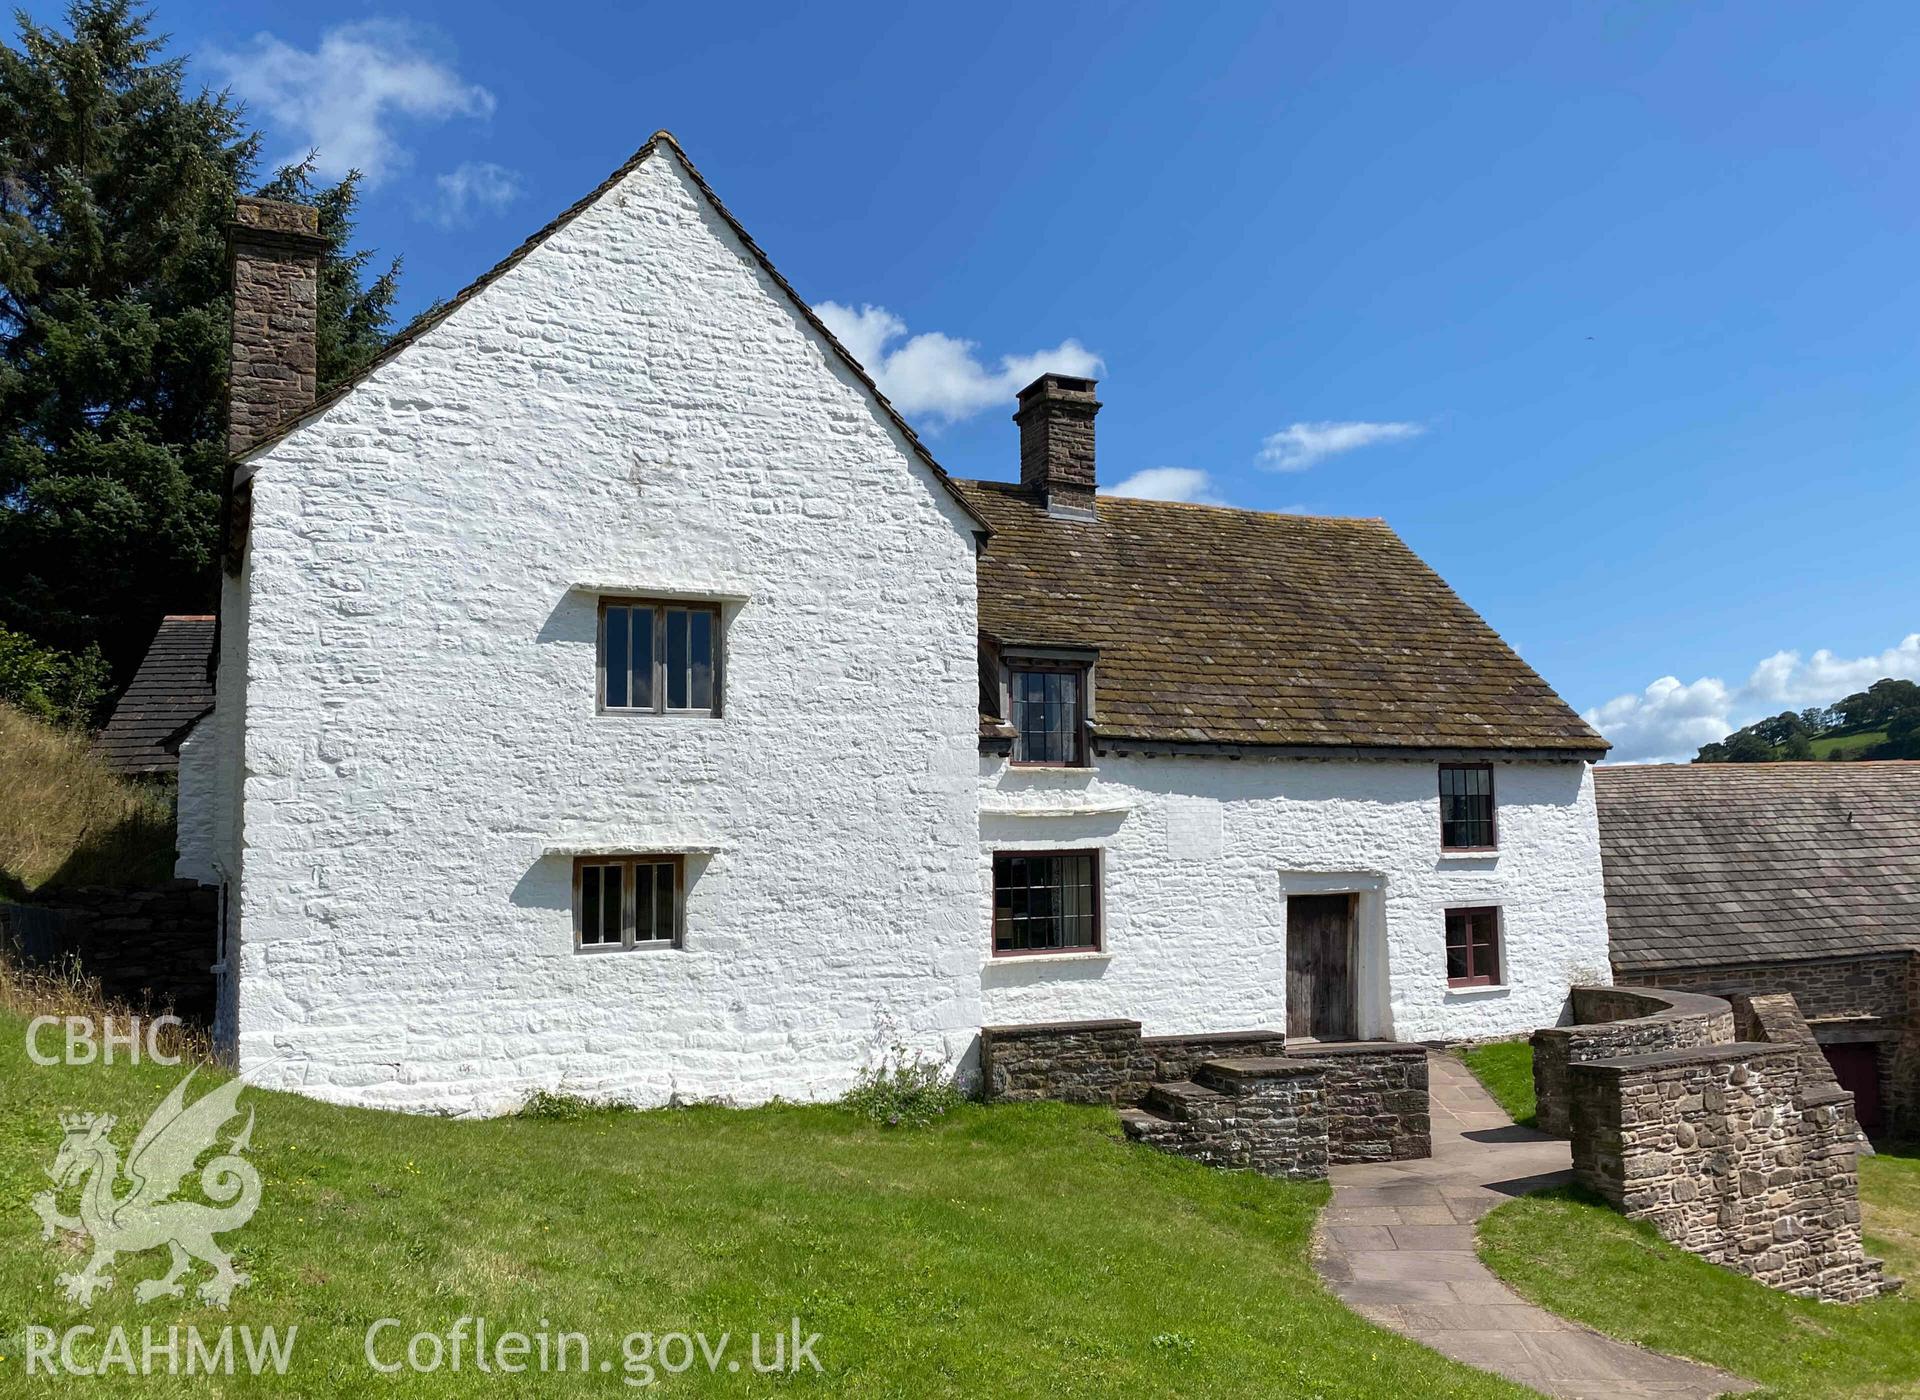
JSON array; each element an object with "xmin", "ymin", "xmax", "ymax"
[
  {"xmin": 1570, "ymin": 1043, "xmax": 1895, "ymax": 1303},
  {"xmin": 979, "ymin": 1021, "xmax": 1292, "ymax": 1106},
  {"xmin": 979, "ymin": 1020, "xmax": 1158, "ymax": 1106},
  {"xmin": 1143, "ymin": 1030, "xmax": 1290, "ymax": 1084},
  {"xmin": 1, "ymin": 883, "xmax": 218, "ymax": 1022},
  {"xmin": 1731, "ymin": 992, "xmax": 1844, "ymax": 1100},
  {"xmin": 1619, "ymin": 953, "xmax": 1920, "ymax": 1141},
  {"xmin": 1306, "ymin": 1042, "xmax": 1432, "ymax": 1162}
]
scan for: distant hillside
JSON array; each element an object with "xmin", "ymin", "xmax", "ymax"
[{"xmin": 1696, "ymin": 677, "xmax": 1918, "ymax": 763}]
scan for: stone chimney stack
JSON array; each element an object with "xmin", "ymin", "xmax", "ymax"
[
  {"xmin": 226, "ymin": 196, "xmax": 328, "ymax": 456},
  {"xmin": 1014, "ymin": 373, "xmax": 1101, "ymax": 517}
]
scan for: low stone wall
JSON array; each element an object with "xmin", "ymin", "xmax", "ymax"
[
  {"xmin": 0, "ymin": 882, "xmax": 218, "ymax": 1023},
  {"xmin": 1301, "ymin": 1041, "xmax": 1431, "ymax": 1163},
  {"xmin": 979, "ymin": 1020, "xmax": 1156, "ymax": 1106},
  {"xmin": 1142, "ymin": 1030, "xmax": 1290, "ymax": 1084},
  {"xmin": 978, "ymin": 1021, "xmax": 1293, "ymax": 1107},
  {"xmin": 1570, "ymin": 1043, "xmax": 1895, "ymax": 1303},
  {"xmin": 982, "ymin": 1018, "xmax": 1430, "ymax": 1180},
  {"xmin": 1532, "ymin": 986, "xmax": 1736, "ymax": 1136},
  {"xmin": 1120, "ymin": 1058, "xmax": 1331, "ymax": 1181}
]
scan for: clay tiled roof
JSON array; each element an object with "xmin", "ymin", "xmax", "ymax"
[
  {"xmin": 1595, "ymin": 762, "xmax": 1920, "ymax": 971},
  {"xmin": 94, "ymin": 616, "xmax": 215, "ymax": 776},
  {"xmin": 957, "ymin": 481, "xmax": 1605, "ymax": 755}
]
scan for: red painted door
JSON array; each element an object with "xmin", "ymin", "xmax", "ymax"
[{"xmin": 1821, "ymin": 1043, "xmax": 1883, "ymax": 1135}]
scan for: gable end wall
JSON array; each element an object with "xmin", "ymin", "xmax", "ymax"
[{"xmin": 227, "ymin": 151, "xmax": 981, "ymax": 1113}]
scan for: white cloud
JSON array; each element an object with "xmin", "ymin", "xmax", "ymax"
[
  {"xmin": 814, "ymin": 302, "xmax": 1102, "ymax": 426},
  {"xmin": 1743, "ymin": 634, "xmax": 1920, "ymax": 707},
  {"xmin": 1258, "ymin": 420, "xmax": 1424, "ymax": 472},
  {"xmin": 1583, "ymin": 676, "xmax": 1737, "ymax": 765},
  {"xmin": 430, "ymin": 161, "xmax": 522, "ymax": 227},
  {"xmin": 209, "ymin": 20, "xmax": 495, "ymax": 185},
  {"xmin": 1108, "ymin": 468, "xmax": 1226, "ymax": 506},
  {"xmin": 1583, "ymin": 632, "xmax": 1920, "ymax": 764}
]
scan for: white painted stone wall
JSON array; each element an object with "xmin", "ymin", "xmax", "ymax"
[
  {"xmin": 209, "ymin": 563, "xmax": 249, "ymax": 1053},
  {"xmin": 172, "ymin": 718, "xmax": 218, "ymax": 884},
  {"xmin": 978, "ymin": 755, "xmax": 1610, "ymax": 1042},
  {"xmin": 224, "ymin": 147, "xmax": 982, "ymax": 1114}
]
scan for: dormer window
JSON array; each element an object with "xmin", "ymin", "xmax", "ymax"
[
  {"xmin": 982, "ymin": 642, "xmax": 1096, "ymax": 767},
  {"xmin": 1011, "ymin": 665, "xmax": 1085, "ymax": 765}
]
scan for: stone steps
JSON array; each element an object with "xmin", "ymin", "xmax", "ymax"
[
  {"xmin": 1117, "ymin": 1105, "xmax": 1178, "ymax": 1144},
  {"xmin": 1142, "ymin": 1078, "xmax": 1228, "ymax": 1123}
]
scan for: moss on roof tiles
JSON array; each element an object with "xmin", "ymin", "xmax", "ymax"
[{"xmin": 959, "ymin": 480, "xmax": 1605, "ymax": 754}]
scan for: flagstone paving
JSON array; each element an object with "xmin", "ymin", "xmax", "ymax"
[{"xmin": 1312, "ymin": 1052, "xmax": 1756, "ymax": 1399}]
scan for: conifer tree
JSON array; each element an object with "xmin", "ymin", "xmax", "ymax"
[{"xmin": 0, "ymin": 1, "xmax": 399, "ymax": 705}]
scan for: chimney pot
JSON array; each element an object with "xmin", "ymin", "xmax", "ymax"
[
  {"xmin": 226, "ymin": 196, "xmax": 328, "ymax": 456},
  {"xmin": 1013, "ymin": 373, "xmax": 1101, "ymax": 517}
]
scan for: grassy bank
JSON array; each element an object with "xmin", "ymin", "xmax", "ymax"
[
  {"xmin": 1478, "ymin": 1172, "xmax": 1918, "ymax": 1399},
  {"xmin": 0, "ymin": 1005, "xmax": 1523, "ymax": 1397},
  {"xmin": 1464, "ymin": 1040, "xmax": 1919, "ymax": 1397},
  {"xmin": 0, "ymin": 705, "xmax": 175, "ymax": 898}
]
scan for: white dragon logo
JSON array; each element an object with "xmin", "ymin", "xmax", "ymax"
[{"xmin": 30, "ymin": 1069, "xmax": 262, "ymax": 1308}]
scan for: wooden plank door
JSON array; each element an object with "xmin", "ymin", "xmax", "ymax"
[{"xmin": 1286, "ymin": 893, "xmax": 1356, "ymax": 1040}]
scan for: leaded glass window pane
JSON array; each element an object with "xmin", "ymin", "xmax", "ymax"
[
  {"xmin": 1011, "ymin": 666, "xmax": 1084, "ymax": 765},
  {"xmin": 991, "ymin": 851, "xmax": 1099, "ymax": 954},
  {"xmin": 1439, "ymin": 765, "xmax": 1496, "ymax": 849}
]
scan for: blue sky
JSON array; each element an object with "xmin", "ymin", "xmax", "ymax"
[{"xmin": 44, "ymin": 1, "xmax": 1920, "ymax": 759}]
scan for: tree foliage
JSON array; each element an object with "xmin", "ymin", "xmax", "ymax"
[
  {"xmin": 0, "ymin": 622, "xmax": 107, "ymax": 726},
  {"xmin": 1834, "ymin": 678, "xmax": 1920, "ymax": 733},
  {"xmin": 1695, "ymin": 677, "xmax": 1920, "ymax": 763},
  {"xmin": 0, "ymin": 0, "xmax": 398, "ymax": 715}
]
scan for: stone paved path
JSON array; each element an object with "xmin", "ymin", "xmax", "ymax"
[{"xmin": 1313, "ymin": 1053, "xmax": 1755, "ymax": 1399}]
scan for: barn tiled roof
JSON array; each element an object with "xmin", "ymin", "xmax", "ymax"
[
  {"xmin": 94, "ymin": 616, "xmax": 215, "ymax": 776},
  {"xmin": 1595, "ymin": 762, "xmax": 1920, "ymax": 971},
  {"xmin": 956, "ymin": 481, "xmax": 1606, "ymax": 755}
]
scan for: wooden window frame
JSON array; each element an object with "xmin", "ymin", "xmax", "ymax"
[
  {"xmin": 572, "ymin": 854, "xmax": 686, "ymax": 953},
  {"xmin": 990, "ymin": 848, "xmax": 1102, "ymax": 957},
  {"xmin": 1444, "ymin": 905, "xmax": 1502, "ymax": 987},
  {"xmin": 596, "ymin": 598, "xmax": 723, "ymax": 717},
  {"xmin": 1007, "ymin": 661, "xmax": 1090, "ymax": 768},
  {"xmin": 1438, "ymin": 762, "xmax": 1497, "ymax": 851}
]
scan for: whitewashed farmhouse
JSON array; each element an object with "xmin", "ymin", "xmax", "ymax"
[{"xmin": 179, "ymin": 133, "xmax": 1613, "ymax": 1113}]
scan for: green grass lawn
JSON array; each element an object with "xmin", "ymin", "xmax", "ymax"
[
  {"xmin": 0, "ymin": 1010, "xmax": 1526, "ymax": 1397},
  {"xmin": 1464, "ymin": 1038, "xmax": 1920, "ymax": 1397},
  {"xmin": 1478, "ymin": 1176, "xmax": 1919, "ymax": 1400},
  {"xmin": 1861, "ymin": 1148, "xmax": 1920, "ymax": 1283},
  {"xmin": 1455, "ymin": 1042, "xmax": 1535, "ymax": 1128}
]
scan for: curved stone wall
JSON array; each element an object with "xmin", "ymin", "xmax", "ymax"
[
  {"xmin": 1539, "ymin": 984, "xmax": 1897, "ymax": 1303},
  {"xmin": 1532, "ymin": 985, "xmax": 1736, "ymax": 1136}
]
